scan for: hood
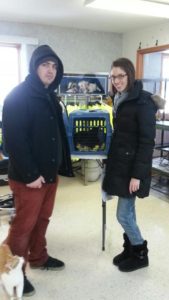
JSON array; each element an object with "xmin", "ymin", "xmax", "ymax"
[
  {"xmin": 129, "ymin": 81, "xmax": 166, "ymax": 110},
  {"xmin": 29, "ymin": 45, "xmax": 64, "ymax": 91},
  {"xmin": 127, "ymin": 80, "xmax": 143, "ymax": 100},
  {"xmin": 151, "ymin": 94, "xmax": 166, "ymax": 110}
]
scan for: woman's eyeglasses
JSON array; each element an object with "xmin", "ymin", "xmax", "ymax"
[{"xmin": 109, "ymin": 74, "xmax": 127, "ymax": 81}]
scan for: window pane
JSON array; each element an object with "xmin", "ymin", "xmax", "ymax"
[{"xmin": 0, "ymin": 46, "xmax": 19, "ymax": 119}]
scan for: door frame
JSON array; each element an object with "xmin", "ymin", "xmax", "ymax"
[{"xmin": 136, "ymin": 44, "xmax": 169, "ymax": 79}]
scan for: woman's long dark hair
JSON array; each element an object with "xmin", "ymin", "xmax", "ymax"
[{"xmin": 111, "ymin": 57, "xmax": 135, "ymax": 91}]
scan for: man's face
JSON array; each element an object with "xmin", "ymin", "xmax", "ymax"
[{"xmin": 37, "ymin": 61, "xmax": 57, "ymax": 87}]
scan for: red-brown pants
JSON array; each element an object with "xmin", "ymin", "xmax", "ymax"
[{"xmin": 4, "ymin": 178, "xmax": 58, "ymax": 269}]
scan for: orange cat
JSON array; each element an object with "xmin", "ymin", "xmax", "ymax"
[{"xmin": 0, "ymin": 244, "xmax": 24, "ymax": 299}]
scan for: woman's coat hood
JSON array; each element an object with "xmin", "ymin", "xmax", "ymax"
[{"xmin": 151, "ymin": 94, "xmax": 166, "ymax": 110}]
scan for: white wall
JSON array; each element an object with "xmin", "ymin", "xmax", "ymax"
[
  {"xmin": 122, "ymin": 20, "xmax": 169, "ymax": 67},
  {"xmin": 2, "ymin": 20, "xmax": 169, "ymax": 74},
  {"xmin": 0, "ymin": 21, "xmax": 122, "ymax": 74}
]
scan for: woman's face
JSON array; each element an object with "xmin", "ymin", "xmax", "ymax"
[{"xmin": 110, "ymin": 67, "xmax": 128, "ymax": 93}]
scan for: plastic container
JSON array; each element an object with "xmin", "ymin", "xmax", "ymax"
[{"xmin": 66, "ymin": 109, "xmax": 112, "ymax": 156}]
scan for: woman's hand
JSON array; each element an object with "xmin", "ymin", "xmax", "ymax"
[
  {"xmin": 26, "ymin": 176, "xmax": 45, "ymax": 189},
  {"xmin": 129, "ymin": 178, "xmax": 140, "ymax": 194}
]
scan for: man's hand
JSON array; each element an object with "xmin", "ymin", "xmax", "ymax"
[
  {"xmin": 26, "ymin": 176, "xmax": 45, "ymax": 189},
  {"xmin": 129, "ymin": 178, "xmax": 140, "ymax": 194}
]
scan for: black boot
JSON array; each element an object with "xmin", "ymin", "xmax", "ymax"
[
  {"xmin": 118, "ymin": 240, "xmax": 149, "ymax": 272},
  {"xmin": 23, "ymin": 275, "xmax": 36, "ymax": 297},
  {"xmin": 113, "ymin": 233, "xmax": 131, "ymax": 266}
]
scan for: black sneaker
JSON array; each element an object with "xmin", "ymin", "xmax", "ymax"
[
  {"xmin": 23, "ymin": 276, "xmax": 36, "ymax": 297},
  {"xmin": 30, "ymin": 256, "xmax": 65, "ymax": 270}
]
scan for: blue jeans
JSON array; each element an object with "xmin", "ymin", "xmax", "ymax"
[{"xmin": 116, "ymin": 196, "xmax": 144, "ymax": 245}]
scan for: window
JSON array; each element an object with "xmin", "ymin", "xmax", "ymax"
[
  {"xmin": 0, "ymin": 44, "xmax": 20, "ymax": 119},
  {"xmin": 161, "ymin": 54, "xmax": 169, "ymax": 113},
  {"xmin": 137, "ymin": 44, "xmax": 169, "ymax": 114}
]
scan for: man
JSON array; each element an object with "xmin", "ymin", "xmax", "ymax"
[{"xmin": 2, "ymin": 45, "xmax": 73, "ymax": 296}]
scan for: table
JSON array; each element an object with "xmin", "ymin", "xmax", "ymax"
[
  {"xmin": 154, "ymin": 120, "xmax": 169, "ymax": 163},
  {"xmin": 156, "ymin": 121, "xmax": 169, "ymax": 154},
  {"xmin": 156, "ymin": 120, "xmax": 169, "ymax": 131},
  {"xmin": 151, "ymin": 121, "xmax": 169, "ymax": 194}
]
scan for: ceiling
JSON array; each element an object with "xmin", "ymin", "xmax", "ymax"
[{"xmin": 0, "ymin": 0, "xmax": 168, "ymax": 33}]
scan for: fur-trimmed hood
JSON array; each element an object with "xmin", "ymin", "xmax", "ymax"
[{"xmin": 151, "ymin": 94, "xmax": 166, "ymax": 110}]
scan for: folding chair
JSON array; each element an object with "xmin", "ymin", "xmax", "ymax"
[
  {"xmin": 0, "ymin": 194, "xmax": 15, "ymax": 223},
  {"xmin": 0, "ymin": 154, "xmax": 15, "ymax": 222},
  {"xmin": 0, "ymin": 155, "xmax": 8, "ymax": 186}
]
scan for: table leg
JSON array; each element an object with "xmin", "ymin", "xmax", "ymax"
[
  {"xmin": 102, "ymin": 200, "xmax": 106, "ymax": 251},
  {"xmin": 84, "ymin": 160, "xmax": 88, "ymax": 185}
]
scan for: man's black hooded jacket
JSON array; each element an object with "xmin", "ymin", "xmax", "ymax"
[{"xmin": 2, "ymin": 45, "xmax": 73, "ymax": 183}]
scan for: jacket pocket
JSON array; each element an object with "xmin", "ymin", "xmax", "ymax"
[{"xmin": 117, "ymin": 148, "xmax": 135, "ymax": 161}]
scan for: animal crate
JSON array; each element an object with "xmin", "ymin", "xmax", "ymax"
[{"xmin": 66, "ymin": 110, "xmax": 112, "ymax": 155}]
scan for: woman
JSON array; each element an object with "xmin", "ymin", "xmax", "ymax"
[{"xmin": 102, "ymin": 57, "xmax": 163, "ymax": 272}]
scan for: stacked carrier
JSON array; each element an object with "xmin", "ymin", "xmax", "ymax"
[
  {"xmin": 64, "ymin": 109, "xmax": 112, "ymax": 156},
  {"xmin": 60, "ymin": 73, "xmax": 112, "ymax": 181}
]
